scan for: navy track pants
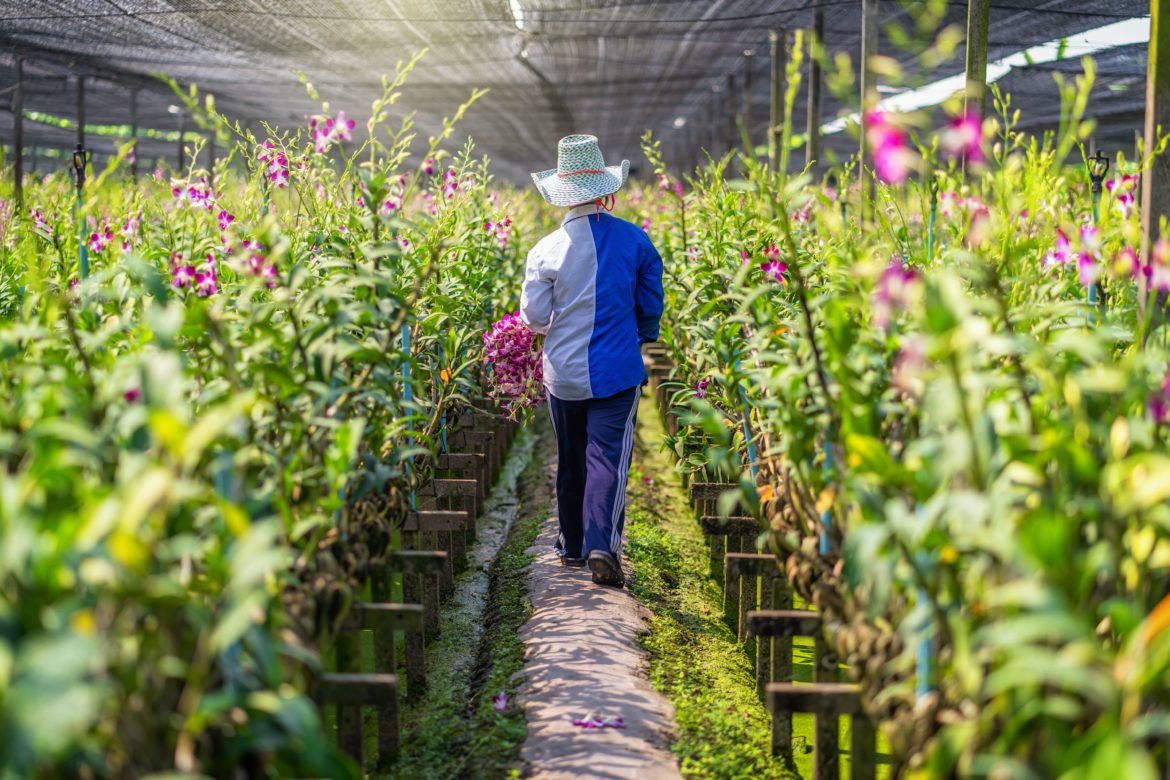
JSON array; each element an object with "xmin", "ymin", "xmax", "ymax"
[{"xmin": 548, "ymin": 385, "xmax": 641, "ymax": 558}]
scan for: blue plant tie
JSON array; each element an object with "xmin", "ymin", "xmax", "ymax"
[
  {"xmin": 76, "ymin": 189, "xmax": 89, "ymax": 280},
  {"xmin": 819, "ymin": 432, "xmax": 833, "ymax": 555},
  {"xmin": 927, "ymin": 185, "xmax": 938, "ymax": 262},
  {"xmin": 914, "ymin": 540, "xmax": 935, "ymax": 700},
  {"xmin": 733, "ymin": 358, "xmax": 759, "ymax": 480},
  {"xmin": 403, "ymin": 325, "xmax": 416, "ymax": 511},
  {"xmin": 438, "ymin": 343, "xmax": 449, "ymax": 454}
]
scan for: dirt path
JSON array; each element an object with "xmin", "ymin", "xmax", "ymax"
[{"xmin": 516, "ymin": 426, "xmax": 684, "ymax": 780}]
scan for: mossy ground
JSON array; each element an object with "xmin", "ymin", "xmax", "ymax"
[{"xmin": 625, "ymin": 395, "xmax": 822, "ymax": 779}]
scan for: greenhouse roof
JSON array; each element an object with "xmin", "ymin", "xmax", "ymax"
[{"xmin": 0, "ymin": 1, "xmax": 1154, "ymax": 181}]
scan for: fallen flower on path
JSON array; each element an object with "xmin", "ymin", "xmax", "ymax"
[
  {"xmin": 492, "ymin": 692, "xmax": 508, "ymax": 712},
  {"xmin": 571, "ymin": 715, "xmax": 626, "ymax": 729}
]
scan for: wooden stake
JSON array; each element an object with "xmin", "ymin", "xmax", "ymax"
[
  {"xmin": 807, "ymin": 9, "xmax": 825, "ymax": 170},
  {"xmin": 1142, "ymin": 2, "xmax": 1170, "ymax": 321},
  {"xmin": 13, "ymin": 57, "xmax": 23, "ymax": 211},
  {"xmin": 769, "ymin": 29, "xmax": 787, "ymax": 171},
  {"xmin": 964, "ymin": 0, "xmax": 991, "ymax": 117}
]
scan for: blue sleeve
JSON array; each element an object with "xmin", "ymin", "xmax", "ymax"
[{"xmin": 635, "ymin": 237, "xmax": 664, "ymax": 344}]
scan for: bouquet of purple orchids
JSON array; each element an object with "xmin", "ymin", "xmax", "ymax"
[{"xmin": 483, "ymin": 312, "xmax": 546, "ymax": 417}]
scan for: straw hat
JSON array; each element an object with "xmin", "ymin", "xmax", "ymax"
[{"xmin": 530, "ymin": 134, "xmax": 629, "ymax": 207}]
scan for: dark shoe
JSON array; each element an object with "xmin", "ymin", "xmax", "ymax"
[
  {"xmin": 588, "ymin": 550, "xmax": 625, "ymax": 587},
  {"xmin": 559, "ymin": 555, "xmax": 587, "ymax": 567}
]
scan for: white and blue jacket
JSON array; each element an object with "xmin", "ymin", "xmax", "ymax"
[{"xmin": 520, "ymin": 204, "xmax": 665, "ymax": 401}]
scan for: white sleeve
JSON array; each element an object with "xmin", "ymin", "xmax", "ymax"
[{"xmin": 519, "ymin": 247, "xmax": 553, "ymax": 334}]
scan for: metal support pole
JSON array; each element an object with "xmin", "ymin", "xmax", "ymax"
[
  {"xmin": 806, "ymin": 9, "xmax": 825, "ymax": 170},
  {"xmin": 964, "ymin": 0, "xmax": 992, "ymax": 118},
  {"xmin": 860, "ymin": 0, "xmax": 879, "ymax": 214},
  {"xmin": 76, "ymin": 76, "xmax": 86, "ymax": 148},
  {"xmin": 129, "ymin": 88, "xmax": 139, "ymax": 180},
  {"xmin": 742, "ymin": 50, "xmax": 754, "ymax": 152},
  {"xmin": 72, "ymin": 144, "xmax": 90, "ymax": 279},
  {"xmin": 725, "ymin": 73, "xmax": 737, "ymax": 153},
  {"xmin": 1141, "ymin": 0, "xmax": 1170, "ymax": 326},
  {"xmin": 1089, "ymin": 150, "xmax": 1108, "ymax": 320},
  {"xmin": 768, "ymin": 29, "xmax": 786, "ymax": 171},
  {"xmin": 13, "ymin": 57, "xmax": 23, "ymax": 211}
]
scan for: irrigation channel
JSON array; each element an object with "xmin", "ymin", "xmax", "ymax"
[{"xmin": 338, "ymin": 377, "xmax": 892, "ymax": 780}]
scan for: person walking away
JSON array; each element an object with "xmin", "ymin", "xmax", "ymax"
[{"xmin": 520, "ymin": 134, "xmax": 664, "ymax": 588}]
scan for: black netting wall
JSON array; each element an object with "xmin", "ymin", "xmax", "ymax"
[{"xmin": 0, "ymin": 1, "xmax": 1155, "ymax": 181}]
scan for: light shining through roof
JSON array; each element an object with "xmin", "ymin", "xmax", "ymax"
[
  {"xmin": 509, "ymin": 0, "xmax": 525, "ymax": 30},
  {"xmin": 822, "ymin": 16, "xmax": 1151, "ymax": 134}
]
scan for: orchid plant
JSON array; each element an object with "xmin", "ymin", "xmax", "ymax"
[
  {"xmin": 635, "ymin": 37, "xmax": 1170, "ymax": 780},
  {"xmin": 0, "ymin": 54, "xmax": 534, "ymax": 778}
]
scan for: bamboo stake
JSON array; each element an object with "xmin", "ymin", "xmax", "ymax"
[
  {"xmin": 769, "ymin": 29, "xmax": 786, "ymax": 171},
  {"xmin": 806, "ymin": 10, "xmax": 824, "ymax": 170},
  {"xmin": 963, "ymin": 0, "xmax": 992, "ymax": 117},
  {"xmin": 1141, "ymin": 1, "xmax": 1170, "ymax": 331}
]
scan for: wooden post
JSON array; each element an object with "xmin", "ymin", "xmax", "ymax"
[
  {"xmin": 725, "ymin": 73, "xmax": 737, "ymax": 153},
  {"xmin": 76, "ymin": 75, "xmax": 86, "ymax": 148},
  {"xmin": 963, "ymin": 0, "xmax": 991, "ymax": 117},
  {"xmin": 859, "ymin": 0, "xmax": 879, "ymax": 214},
  {"xmin": 806, "ymin": 9, "xmax": 825, "ymax": 170},
  {"xmin": 13, "ymin": 57, "xmax": 23, "ymax": 211},
  {"xmin": 1142, "ymin": 1, "xmax": 1170, "ymax": 320},
  {"xmin": 334, "ymin": 632, "xmax": 363, "ymax": 762},
  {"xmin": 768, "ymin": 29, "xmax": 786, "ymax": 171},
  {"xmin": 129, "ymin": 88, "xmax": 139, "ymax": 181},
  {"xmin": 742, "ymin": 49, "xmax": 754, "ymax": 152}
]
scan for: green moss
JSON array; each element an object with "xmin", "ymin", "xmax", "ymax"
[{"xmin": 626, "ymin": 397, "xmax": 802, "ymax": 779}]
